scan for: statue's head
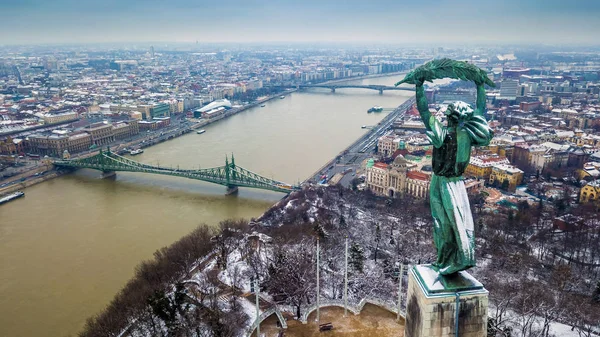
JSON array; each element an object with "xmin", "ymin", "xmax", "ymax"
[{"xmin": 444, "ymin": 101, "xmax": 473, "ymax": 125}]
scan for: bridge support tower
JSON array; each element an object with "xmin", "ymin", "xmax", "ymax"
[
  {"xmin": 101, "ymin": 171, "xmax": 116, "ymax": 179},
  {"xmin": 226, "ymin": 186, "xmax": 239, "ymax": 195},
  {"xmin": 379, "ymin": 88, "xmax": 383, "ymax": 94},
  {"xmin": 331, "ymin": 88, "xmax": 335, "ymax": 93}
]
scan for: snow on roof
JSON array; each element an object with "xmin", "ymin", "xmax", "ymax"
[
  {"xmin": 469, "ymin": 155, "xmax": 510, "ymax": 167},
  {"xmin": 493, "ymin": 164, "xmax": 524, "ymax": 174},
  {"xmin": 541, "ymin": 142, "xmax": 570, "ymax": 152},
  {"xmin": 586, "ymin": 180, "xmax": 600, "ymax": 188}
]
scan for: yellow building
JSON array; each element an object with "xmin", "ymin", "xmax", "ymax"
[
  {"xmin": 377, "ymin": 135, "xmax": 398, "ymax": 157},
  {"xmin": 479, "ymin": 144, "xmax": 499, "ymax": 154},
  {"xmin": 42, "ymin": 112, "xmax": 78, "ymax": 124},
  {"xmin": 580, "ymin": 180, "xmax": 600, "ymax": 203},
  {"xmin": 111, "ymin": 120, "xmax": 139, "ymax": 140},
  {"xmin": 135, "ymin": 105, "xmax": 153, "ymax": 120},
  {"xmin": 577, "ymin": 162, "xmax": 600, "ymax": 181},
  {"xmin": 465, "ymin": 154, "xmax": 510, "ymax": 180},
  {"xmin": 0, "ymin": 136, "xmax": 24, "ymax": 155},
  {"xmin": 85, "ymin": 122, "xmax": 115, "ymax": 146},
  {"xmin": 27, "ymin": 134, "xmax": 69, "ymax": 156},
  {"xmin": 66, "ymin": 133, "xmax": 92, "ymax": 153},
  {"xmin": 489, "ymin": 164, "xmax": 524, "ymax": 192}
]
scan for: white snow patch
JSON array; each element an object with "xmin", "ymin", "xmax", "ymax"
[{"xmin": 239, "ymin": 297, "xmax": 260, "ymax": 326}]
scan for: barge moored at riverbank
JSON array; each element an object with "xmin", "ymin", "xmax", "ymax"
[{"xmin": 0, "ymin": 191, "xmax": 25, "ymax": 205}]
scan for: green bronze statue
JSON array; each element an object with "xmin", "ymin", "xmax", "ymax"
[{"xmin": 396, "ymin": 59, "xmax": 494, "ymax": 275}]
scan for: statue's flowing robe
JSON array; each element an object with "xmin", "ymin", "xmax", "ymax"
[{"xmin": 425, "ymin": 114, "xmax": 493, "ymax": 275}]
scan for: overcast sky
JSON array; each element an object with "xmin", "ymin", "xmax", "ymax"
[{"xmin": 1, "ymin": 0, "xmax": 599, "ymax": 45}]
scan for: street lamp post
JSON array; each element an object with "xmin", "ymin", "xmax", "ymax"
[
  {"xmin": 344, "ymin": 235, "xmax": 348, "ymax": 317},
  {"xmin": 397, "ymin": 264, "xmax": 404, "ymax": 321},
  {"xmin": 316, "ymin": 237, "xmax": 320, "ymax": 323},
  {"xmin": 255, "ymin": 279, "xmax": 260, "ymax": 337}
]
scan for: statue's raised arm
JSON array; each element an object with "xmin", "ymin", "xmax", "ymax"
[{"xmin": 396, "ymin": 59, "xmax": 495, "ymax": 147}]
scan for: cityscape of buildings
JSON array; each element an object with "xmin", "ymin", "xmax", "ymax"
[
  {"xmin": 363, "ymin": 51, "xmax": 600, "ymax": 209},
  {"xmin": 0, "ymin": 46, "xmax": 419, "ymax": 161}
]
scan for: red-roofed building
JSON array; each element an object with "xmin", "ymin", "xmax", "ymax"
[
  {"xmin": 406, "ymin": 104, "xmax": 420, "ymax": 116},
  {"xmin": 391, "ymin": 148, "xmax": 410, "ymax": 159},
  {"xmin": 366, "ymin": 155, "xmax": 430, "ymax": 198},
  {"xmin": 406, "ymin": 171, "xmax": 431, "ymax": 198},
  {"xmin": 406, "ymin": 171, "xmax": 430, "ymax": 181},
  {"xmin": 373, "ymin": 162, "xmax": 388, "ymax": 169},
  {"xmin": 520, "ymin": 101, "xmax": 541, "ymax": 112}
]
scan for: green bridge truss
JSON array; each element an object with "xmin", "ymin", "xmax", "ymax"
[{"xmin": 54, "ymin": 149, "xmax": 300, "ymax": 194}]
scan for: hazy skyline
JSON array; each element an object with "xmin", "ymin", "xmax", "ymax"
[{"xmin": 1, "ymin": 0, "xmax": 599, "ymax": 45}]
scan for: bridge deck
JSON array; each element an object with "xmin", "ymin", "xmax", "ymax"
[
  {"xmin": 54, "ymin": 150, "xmax": 298, "ymax": 194},
  {"xmin": 299, "ymin": 84, "xmax": 413, "ymax": 91}
]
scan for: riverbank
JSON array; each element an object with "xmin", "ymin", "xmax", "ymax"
[
  {"xmin": 0, "ymin": 170, "xmax": 64, "ymax": 196},
  {"xmin": 188, "ymin": 89, "xmax": 297, "ymax": 130},
  {"xmin": 0, "ymin": 161, "xmax": 56, "ymax": 195}
]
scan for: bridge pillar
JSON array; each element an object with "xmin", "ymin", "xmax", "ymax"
[
  {"xmin": 101, "ymin": 171, "xmax": 116, "ymax": 179},
  {"xmin": 379, "ymin": 88, "xmax": 383, "ymax": 94},
  {"xmin": 331, "ymin": 88, "xmax": 335, "ymax": 93},
  {"xmin": 225, "ymin": 186, "xmax": 239, "ymax": 195}
]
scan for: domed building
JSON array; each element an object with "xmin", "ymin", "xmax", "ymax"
[{"xmin": 366, "ymin": 155, "xmax": 431, "ymax": 198}]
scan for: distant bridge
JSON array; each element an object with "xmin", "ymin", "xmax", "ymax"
[
  {"xmin": 54, "ymin": 149, "xmax": 300, "ymax": 194},
  {"xmin": 298, "ymin": 84, "xmax": 414, "ymax": 94}
]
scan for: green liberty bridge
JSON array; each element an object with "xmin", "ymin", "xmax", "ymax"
[{"xmin": 53, "ymin": 149, "xmax": 300, "ymax": 194}]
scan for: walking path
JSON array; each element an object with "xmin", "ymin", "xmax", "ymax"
[{"xmin": 257, "ymin": 305, "xmax": 404, "ymax": 337}]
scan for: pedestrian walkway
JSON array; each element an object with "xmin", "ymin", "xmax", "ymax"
[{"xmin": 256, "ymin": 305, "xmax": 404, "ymax": 337}]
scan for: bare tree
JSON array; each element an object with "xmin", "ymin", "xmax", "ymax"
[{"xmin": 264, "ymin": 238, "xmax": 316, "ymax": 318}]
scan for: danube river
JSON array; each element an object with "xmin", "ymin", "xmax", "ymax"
[{"xmin": 0, "ymin": 74, "xmax": 412, "ymax": 337}]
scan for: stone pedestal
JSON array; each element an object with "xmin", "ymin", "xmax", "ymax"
[{"xmin": 404, "ymin": 265, "xmax": 488, "ymax": 337}]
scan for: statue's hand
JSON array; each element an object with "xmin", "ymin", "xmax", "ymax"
[{"xmin": 474, "ymin": 72, "xmax": 490, "ymax": 87}]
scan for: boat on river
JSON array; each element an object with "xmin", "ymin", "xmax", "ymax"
[
  {"xmin": 0, "ymin": 191, "xmax": 25, "ymax": 206},
  {"xmin": 129, "ymin": 149, "xmax": 144, "ymax": 155},
  {"xmin": 368, "ymin": 106, "xmax": 383, "ymax": 113},
  {"xmin": 197, "ymin": 129, "xmax": 206, "ymax": 134}
]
